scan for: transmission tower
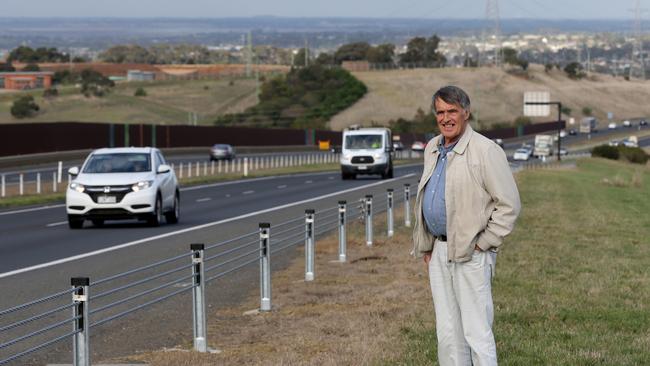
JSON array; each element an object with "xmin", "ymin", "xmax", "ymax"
[
  {"xmin": 246, "ymin": 31, "xmax": 253, "ymax": 78},
  {"xmin": 486, "ymin": 0, "xmax": 502, "ymax": 67},
  {"xmin": 632, "ymin": 0, "xmax": 647, "ymax": 79}
]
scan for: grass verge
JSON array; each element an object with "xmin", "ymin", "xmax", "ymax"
[{"xmin": 102, "ymin": 158, "xmax": 649, "ymax": 365}]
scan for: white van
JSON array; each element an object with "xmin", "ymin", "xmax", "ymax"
[{"xmin": 340, "ymin": 127, "xmax": 394, "ymax": 179}]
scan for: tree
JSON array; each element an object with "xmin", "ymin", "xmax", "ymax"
[
  {"xmin": 334, "ymin": 42, "xmax": 371, "ymax": 64},
  {"xmin": 399, "ymin": 35, "xmax": 446, "ymax": 66},
  {"xmin": 8, "ymin": 46, "xmax": 69, "ymax": 63},
  {"xmin": 134, "ymin": 87, "xmax": 147, "ymax": 97},
  {"xmin": 367, "ymin": 44, "xmax": 395, "ymax": 64},
  {"xmin": 79, "ymin": 69, "xmax": 115, "ymax": 97},
  {"xmin": 98, "ymin": 44, "xmax": 154, "ymax": 64},
  {"xmin": 22, "ymin": 63, "xmax": 40, "ymax": 72},
  {"xmin": 564, "ymin": 62, "xmax": 586, "ymax": 79},
  {"xmin": 314, "ymin": 52, "xmax": 335, "ymax": 66},
  {"xmin": 561, "ymin": 106, "xmax": 572, "ymax": 116},
  {"xmin": 11, "ymin": 95, "xmax": 40, "ymax": 118},
  {"xmin": 293, "ymin": 48, "xmax": 310, "ymax": 67},
  {"xmin": 0, "ymin": 62, "xmax": 15, "ymax": 72},
  {"xmin": 582, "ymin": 106, "xmax": 592, "ymax": 116},
  {"xmin": 545, "ymin": 63, "xmax": 554, "ymax": 72},
  {"xmin": 502, "ymin": 47, "xmax": 528, "ymax": 70}
]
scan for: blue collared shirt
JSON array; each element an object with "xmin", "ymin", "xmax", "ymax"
[{"xmin": 422, "ymin": 139, "xmax": 457, "ymax": 236}]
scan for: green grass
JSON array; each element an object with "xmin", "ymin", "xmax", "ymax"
[
  {"xmin": 0, "ymin": 78, "xmax": 259, "ymax": 124},
  {"xmin": 397, "ymin": 158, "xmax": 650, "ymax": 365}
]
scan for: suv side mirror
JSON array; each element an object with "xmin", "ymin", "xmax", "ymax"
[
  {"xmin": 68, "ymin": 166, "xmax": 79, "ymax": 176},
  {"xmin": 157, "ymin": 164, "xmax": 171, "ymax": 174}
]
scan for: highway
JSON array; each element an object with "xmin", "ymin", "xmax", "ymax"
[{"xmin": 0, "ymin": 164, "xmax": 422, "ymax": 365}]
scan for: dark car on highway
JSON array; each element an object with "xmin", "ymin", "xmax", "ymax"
[{"xmin": 209, "ymin": 144, "xmax": 235, "ymax": 161}]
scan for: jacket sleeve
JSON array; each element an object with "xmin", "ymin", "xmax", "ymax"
[{"xmin": 476, "ymin": 144, "xmax": 521, "ymax": 250}]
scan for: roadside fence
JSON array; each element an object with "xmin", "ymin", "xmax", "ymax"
[
  {"xmin": 0, "ymin": 184, "xmax": 414, "ymax": 365},
  {"xmin": 0, "ymin": 151, "xmax": 420, "ymax": 199}
]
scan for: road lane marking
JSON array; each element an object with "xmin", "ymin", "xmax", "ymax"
[
  {"xmin": 305, "ymin": 180, "xmax": 313, "ymax": 184},
  {"xmin": 328, "ymin": 176, "xmax": 335, "ymax": 180},
  {"xmin": 242, "ymin": 190, "xmax": 255, "ymax": 195},
  {"xmin": 0, "ymin": 204, "xmax": 66, "ymax": 217},
  {"xmin": 46, "ymin": 221, "xmax": 68, "ymax": 227},
  {"xmin": 0, "ymin": 173, "xmax": 416, "ymax": 279},
  {"xmin": 277, "ymin": 185, "xmax": 287, "ymax": 189},
  {"xmin": 196, "ymin": 198, "xmax": 211, "ymax": 202}
]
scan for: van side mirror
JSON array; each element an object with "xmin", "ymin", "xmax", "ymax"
[
  {"xmin": 385, "ymin": 146, "xmax": 394, "ymax": 152},
  {"xmin": 157, "ymin": 164, "xmax": 171, "ymax": 174},
  {"xmin": 68, "ymin": 166, "xmax": 79, "ymax": 176}
]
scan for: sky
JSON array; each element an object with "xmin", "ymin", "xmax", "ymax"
[{"xmin": 0, "ymin": 0, "xmax": 644, "ymax": 19}]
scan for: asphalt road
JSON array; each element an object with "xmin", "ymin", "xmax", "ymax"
[{"xmin": 0, "ymin": 164, "xmax": 422, "ymax": 365}]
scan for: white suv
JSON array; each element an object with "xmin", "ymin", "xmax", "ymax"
[{"xmin": 66, "ymin": 147, "xmax": 180, "ymax": 229}]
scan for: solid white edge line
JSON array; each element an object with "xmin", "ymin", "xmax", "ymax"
[
  {"xmin": 45, "ymin": 221, "xmax": 68, "ymax": 227},
  {"xmin": 242, "ymin": 190, "xmax": 255, "ymax": 195},
  {"xmin": 195, "ymin": 198, "xmax": 212, "ymax": 202},
  {"xmin": 0, "ymin": 173, "xmax": 416, "ymax": 279},
  {"xmin": 0, "ymin": 204, "xmax": 66, "ymax": 216}
]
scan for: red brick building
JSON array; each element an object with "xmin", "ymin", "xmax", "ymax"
[{"xmin": 0, "ymin": 72, "xmax": 54, "ymax": 90}]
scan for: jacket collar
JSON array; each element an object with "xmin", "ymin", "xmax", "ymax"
[{"xmin": 430, "ymin": 124, "xmax": 474, "ymax": 155}]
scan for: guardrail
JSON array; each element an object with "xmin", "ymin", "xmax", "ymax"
[
  {"xmin": 0, "ymin": 150, "xmax": 420, "ymax": 199},
  {"xmin": 0, "ymin": 184, "xmax": 414, "ymax": 365}
]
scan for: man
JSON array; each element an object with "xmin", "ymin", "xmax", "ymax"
[{"xmin": 412, "ymin": 86, "xmax": 521, "ymax": 366}]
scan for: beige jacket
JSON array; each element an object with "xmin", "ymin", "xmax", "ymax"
[{"xmin": 412, "ymin": 125, "xmax": 521, "ymax": 262}]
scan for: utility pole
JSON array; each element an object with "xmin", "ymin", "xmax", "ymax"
[
  {"xmin": 246, "ymin": 31, "xmax": 253, "ymax": 78},
  {"xmin": 631, "ymin": 0, "xmax": 647, "ymax": 79},
  {"xmin": 304, "ymin": 38, "xmax": 309, "ymax": 67},
  {"xmin": 486, "ymin": 0, "xmax": 502, "ymax": 67}
]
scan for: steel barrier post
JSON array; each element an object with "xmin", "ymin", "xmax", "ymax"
[
  {"xmin": 19, "ymin": 174, "xmax": 24, "ymax": 196},
  {"xmin": 365, "ymin": 195, "xmax": 373, "ymax": 246},
  {"xmin": 305, "ymin": 209, "xmax": 315, "ymax": 281},
  {"xmin": 244, "ymin": 157, "xmax": 249, "ymax": 177},
  {"xmin": 188, "ymin": 162, "xmax": 192, "ymax": 178},
  {"xmin": 404, "ymin": 184, "xmax": 411, "ymax": 227},
  {"xmin": 53, "ymin": 172, "xmax": 57, "ymax": 193},
  {"xmin": 1, "ymin": 174, "xmax": 4, "ymax": 197},
  {"xmin": 71, "ymin": 277, "xmax": 90, "ymax": 366},
  {"xmin": 338, "ymin": 201, "xmax": 347, "ymax": 262},
  {"xmin": 211, "ymin": 160, "xmax": 215, "ymax": 175},
  {"xmin": 218, "ymin": 160, "xmax": 222, "ymax": 174},
  {"xmin": 203, "ymin": 161, "xmax": 207, "ymax": 176},
  {"xmin": 57, "ymin": 161, "xmax": 63, "ymax": 183},
  {"xmin": 37, "ymin": 172, "xmax": 41, "ymax": 194},
  {"xmin": 259, "ymin": 223, "xmax": 272, "ymax": 311},
  {"xmin": 196, "ymin": 161, "xmax": 200, "ymax": 176},
  {"xmin": 387, "ymin": 189, "xmax": 394, "ymax": 237},
  {"xmin": 179, "ymin": 162, "xmax": 184, "ymax": 179},
  {"xmin": 190, "ymin": 243, "xmax": 208, "ymax": 352}
]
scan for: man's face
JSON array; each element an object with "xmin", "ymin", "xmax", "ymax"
[{"xmin": 434, "ymin": 97, "xmax": 470, "ymax": 145}]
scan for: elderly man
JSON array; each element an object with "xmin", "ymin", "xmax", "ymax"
[{"xmin": 412, "ymin": 86, "xmax": 521, "ymax": 366}]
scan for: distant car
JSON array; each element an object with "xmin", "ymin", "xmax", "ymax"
[
  {"xmin": 392, "ymin": 141, "xmax": 404, "ymax": 151},
  {"xmin": 411, "ymin": 141, "xmax": 426, "ymax": 152},
  {"xmin": 623, "ymin": 120, "xmax": 631, "ymax": 127},
  {"xmin": 559, "ymin": 148, "xmax": 568, "ymax": 156},
  {"xmin": 568, "ymin": 129, "xmax": 577, "ymax": 136},
  {"xmin": 608, "ymin": 140, "xmax": 620, "ymax": 147},
  {"xmin": 553, "ymin": 131, "xmax": 567, "ymax": 142},
  {"xmin": 640, "ymin": 119, "xmax": 648, "ymax": 126},
  {"xmin": 513, "ymin": 148, "xmax": 532, "ymax": 161},
  {"xmin": 66, "ymin": 147, "xmax": 180, "ymax": 229},
  {"xmin": 492, "ymin": 138, "xmax": 504, "ymax": 148},
  {"xmin": 209, "ymin": 144, "xmax": 235, "ymax": 161},
  {"xmin": 608, "ymin": 122, "xmax": 617, "ymax": 130}
]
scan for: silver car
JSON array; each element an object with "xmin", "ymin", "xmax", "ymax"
[{"xmin": 209, "ymin": 144, "xmax": 235, "ymax": 161}]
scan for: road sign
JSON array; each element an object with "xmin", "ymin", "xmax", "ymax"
[
  {"xmin": 523, "ymin": 91, "xmax": 550, "ymax": 117},
  {"xmin": 607, "ymin": 112, "xmax": 614, "ymax": 120}
]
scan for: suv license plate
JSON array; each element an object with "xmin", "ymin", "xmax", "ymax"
[
  {"xmin": 357, "ymin": 166, "xmax": 367, "ymax": 170},
  {"xmin": 98, "ymin": 195, "xmax": 117, "ymax": 204}
]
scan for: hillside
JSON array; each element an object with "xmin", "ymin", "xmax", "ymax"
[
  {"xmin": 0, "ymin": 78, "xmax": 260, "ymax": 124},
  {"xmin": 328, "ymin": 64, "xmax": 650, "ymax": 131}
]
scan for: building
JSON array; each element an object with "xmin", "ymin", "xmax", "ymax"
[
  {"xmin": 0, "ymin": 72, "xmax": 54, "ymax": 90},
  {"xmin": 127, "ymin": 70, "xmax": 156, "ymax": 82}
]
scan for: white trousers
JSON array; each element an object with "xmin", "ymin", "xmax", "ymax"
[{"xmin": 428, "ymin": 240, "xmax": 498, "ymax": 366}]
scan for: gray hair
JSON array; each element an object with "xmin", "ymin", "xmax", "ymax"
[{"xmin": 432, "ymin": 86, "xmax": 471, "ymax": 112}]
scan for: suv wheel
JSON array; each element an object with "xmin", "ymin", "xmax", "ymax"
[
  {"xmin": 165, "ymin": 193, "xmax": 180, "ymax": 224},
  {"xmin": 68, "ymin": 215, "xmax": 84, "ymax": 229},
  {"xmin": 148, "ymin": 195, "xmax": 163, "ymax": 227}
]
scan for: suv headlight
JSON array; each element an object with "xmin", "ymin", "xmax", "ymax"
[
  {"xmin": 131, "ymin": 180, "xmax": 153, "ymax": 192},
  {"xmin": 373, "ymin": 153, "xmax": 384, "ymax": 159},
  {"xmin": 69, "ymin": 182, "xmax": 85, "ymax": 193}
]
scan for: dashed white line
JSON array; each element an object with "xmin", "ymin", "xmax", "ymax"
[
  {"xmin": 1, "ymin": 173, "xmax": 415, "ymax": 279},
  {"xmin": 46, "ymin": 221, "xmax": 68, "ymax": 228},
  {"xmin": 277, "ymin": 185, "xmax": 287, "ymax": 189},
  {"xmin": 328, "ymin": 176, "xmax": 335, "ymax": 180},
  {"xmin": 225, "ymin": 194, "xmax": 231, "ymax": 198},
  {"xmin": 196, "ymin": 198, "xmax": 212, "ymax": 202},
  {"xmin": 242, "ymin": 190, "xmax": 255, "ymax": 195},
  {"xmin": 305, "ymin": 180, "xmax": 313, "ymax": 184}
]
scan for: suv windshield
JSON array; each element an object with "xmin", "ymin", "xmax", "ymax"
[
  {"xmin": 83, "ymin": 153, "xmax": 151, "ymax": 173},
  {"xmin": 345, "ymin": 135, "xmax": 383, "ymax": 150}
]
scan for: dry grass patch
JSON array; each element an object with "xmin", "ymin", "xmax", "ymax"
[{"xmin": 120, "ymin": 208, "xmax": 433, "ymax": 366}]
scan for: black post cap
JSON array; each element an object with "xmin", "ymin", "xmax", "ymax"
[
  {"xmin": 259, "ymin": 223, "xmax": 271, "ymax": 228},
  {"xmin": 71, "ymin": 277, "xmax": 90, "ymax": 286},
  {"xmin": 190, "ymin": 243, "xmax": 205, "ymax": 251},
  {"xmin": 338, "ymin": 200, "xmax": 347, "ymax": 205},
  {"xmin": 365, "ymin": 194, "xmax": 373, "ymax": 198},
  {"xmin": 305, "ymin": 209, "xmax": 315, "ymax": 214},
  {"xmin": 405, "ymin": 183, "xmax": 410, "ymax": 187},
  {"xmin": 387, "ymin": 188, "xmax": 394, "ymax": 192}
]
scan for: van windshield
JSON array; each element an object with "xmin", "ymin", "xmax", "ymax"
[{"xmin": 345, "ymin": 135, "xmax": 383, "ymax": 150}]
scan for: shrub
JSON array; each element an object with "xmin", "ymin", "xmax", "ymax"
[
  {"xmin": 134, "ymin": 87, "xmax": 147, "ymax": 97},
  {"xmin": 11, "ymin": 95, "xmax": 40, "ymax": 118},
  {"xmin": 591, "ymin": 145, "xmax": 619, "ymax": 160},
  {"xmin": 618, "ymin": 146, "xmax": 649, "ymax": 165},
  {"xmin": 22, "ymin": 63, "xmax": 40, "ymax": 71},
  {"xmin": 42, "ymin": 88, "xmax": 58, "ymax": 98},
  {"xmin": 582, "ymin": 106, "xmax": 592, "ymax": 116}
]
